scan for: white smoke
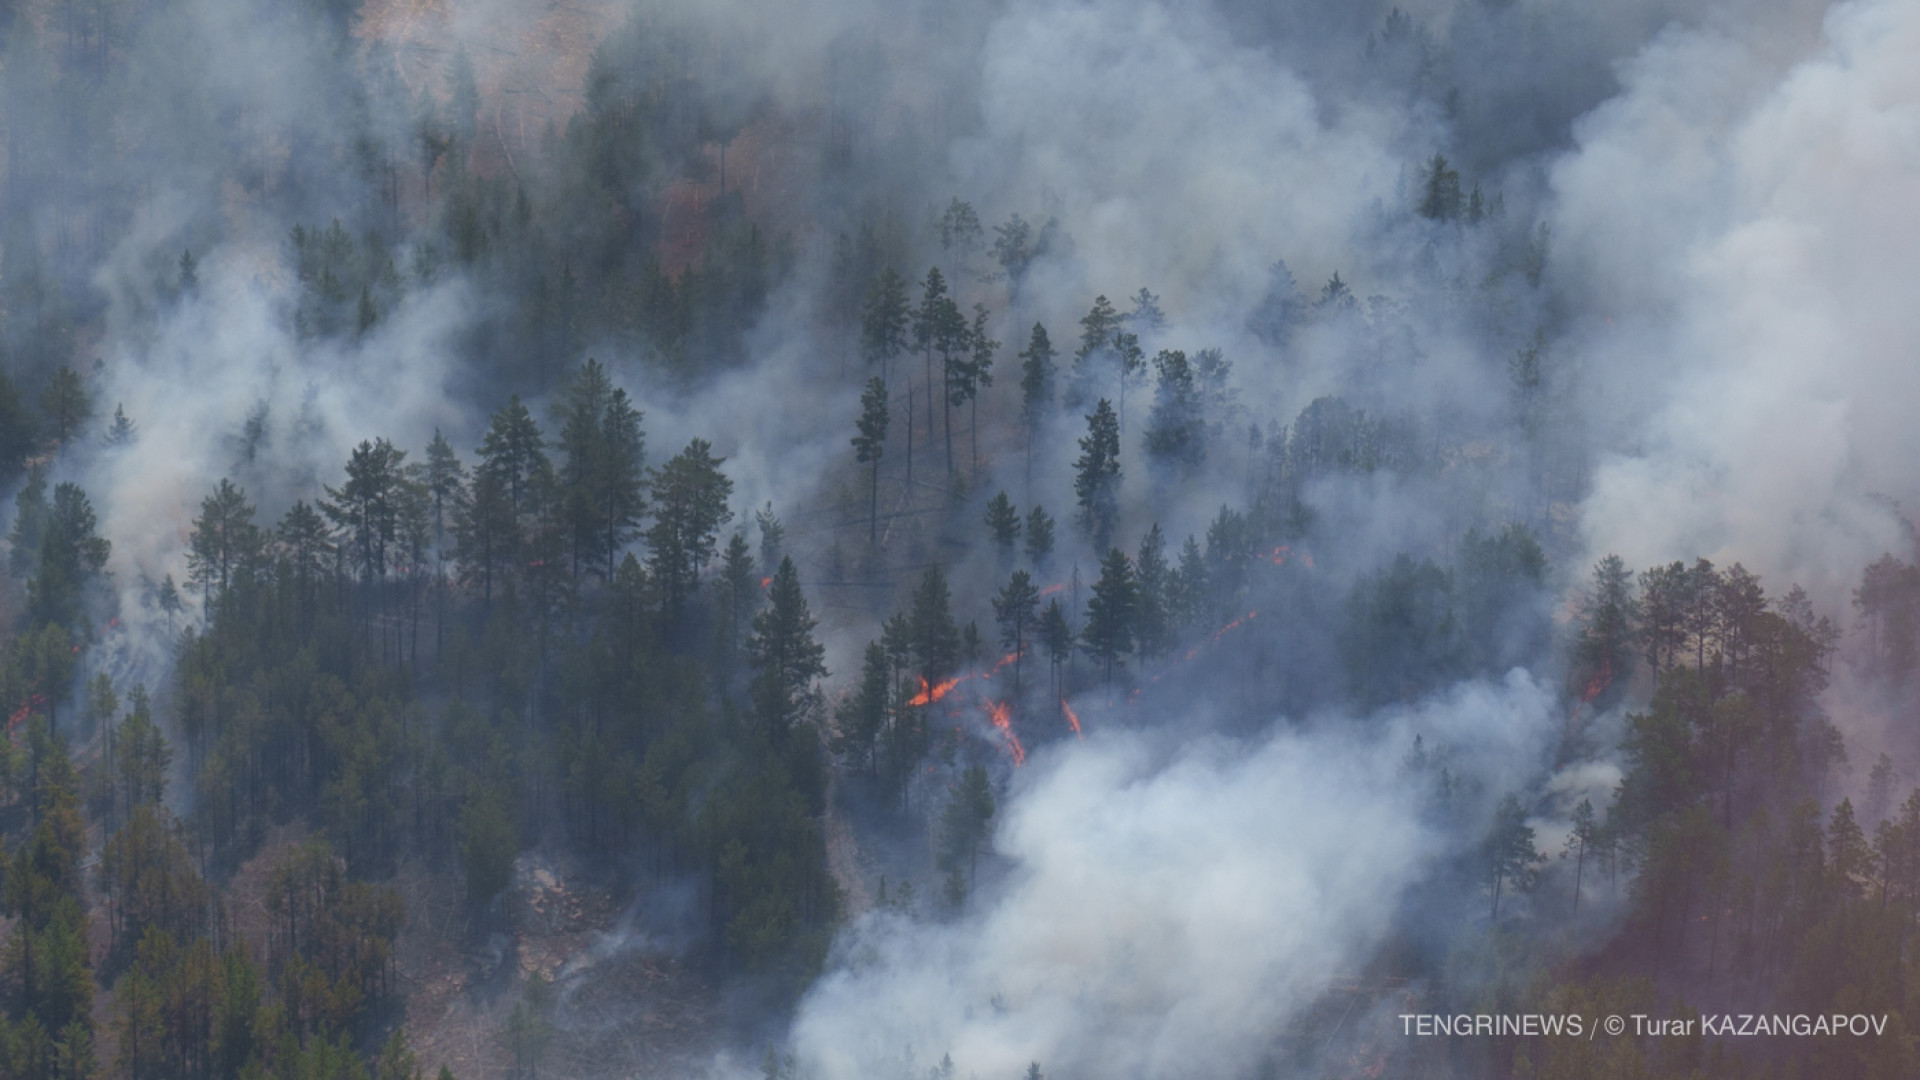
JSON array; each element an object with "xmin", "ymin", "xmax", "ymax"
[
  {"xmin": 1558, "ymin": 0, "xmax": 1920, "ymax": 603},
  {"xmin": 786, "ymin": 672, "xmax": 1556, "ymax": 1079}
]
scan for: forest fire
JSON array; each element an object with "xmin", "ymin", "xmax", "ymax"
[
  {"xmin": 909, "ymin": 675, "xmax": 963, "ymax": 707},
  {"xmin": 1177, "ymin": 610, "xmax": 1259, "ymax": 664},
  {"xmin": 1060, "ymin": 699, "xmax": 1083, "ymax": 738},
  {"xmin": 7, "ymin": 693, "xmax": 46, "ymax": 731},
  {"xmin": 1266, "ymin": 545, "xmax": 1315, "ymax": 569},
  {"xmin": 1580, "ymin": 658, "xmax": 1612, "ymax": 703},
  {"xmin": 986, "ymin": 700, "xmax": 1026, "ymax": 766}
]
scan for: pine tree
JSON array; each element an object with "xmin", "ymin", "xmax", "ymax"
[
  {"xmin": 984, "ymin": 492, "xmax": 1021, "ymax": 561},
  {"xmin": 156, "ymin": 575, "xmax": 182, "ymax": 633},
  {"xmin": 28, "ymin": 483, "xmax": 111, "ymax": 633},
  {"xmin": 1073, "ymin": 401, "xmax": 1122, "ymax": 552},
  {"xmin": 912, "ymin": 268, "xmax": 958, "ymax": 451},
  {"xmin": 1417, "ymin": 153, "xmax": 1463, "ymax": 221},
  {"xmin": 1024, "ymin": 506, "xmax": 1055, "ymax": 570},
  {"xmin": 851, "ymin": 379, "xmax": 891, "ymax": 551},
  {"xmin": 39, "ymin": 363, "xmax": 91, "ymax": 450},
  {"xmin": 646, "ymin": 439, "xmax": 734, "ymax": 619},
  {"xmin": 1485, "ymin": 793, "xmax": 1541, "ymax": 920},
  {"xmin": 1017, "ymin": 322, "xmax": 1056, "ymax": 479},
  {"xmin": 458, "ymin": 397, "xmax": 553, "ymax": 604},
  {"xmin": 960, "ymin": 303, "xmax": 996, "ymax": 474},
  {"xmin": 1133, "ymin": 525, "xmax": 1170, "ymax": 664},
  {"xmin": 104, "ymin": 403, "xmax": 135, "ymax": 446},
  {"xmin": 1575, "ymin": 555, "xmax": 1638, "ymax": 699},
  {"xmin": 747, "ymin": 557, "xmax": 828, "ymax": 744},
  {"xmin": 1040, "ymin": 598, "xmax": 1073, "ymax": 699},
  {"xmin": 754, "ymin": 503, "xmax": 785, "ymax": 573},
  {"xmin": 556, "ymin": 358, "xmax": 646, "ymax": 580},
  {"xmin": 186, "ymin": 479, "xmax": 262, "ymax": 610},
  {"xmin": 1125, "ymin": 286, "xmax": 1165, "ymax": 333},
  {"xmin": 1112, "ymin": 330, "xmax": 1144, "ymax": 442},
  {"xmin": 908, "ymin": 566, "xmax": 961, "ymax": 686},
  {"xmin": 715, "ymin": 533, "xmax": 758, "ymax": 689},
  {"xmin": 0, "ymin": 369, "xmax": 36, "ymax": 482},
  {"xmin": 992, "ymin": 570, "xmax": 1040, "ymax": 694},
  {"xmin": 938, "ymin": 765, "xmax": 995, "ymax": 906},
  {"xmin": 861, "ymin": 269, "xmax": 911, "ymax": 380},
  {"xmin": 833, "ymin": 641, "xmax": 891, "ymax": 776},
  {"xmin": 1081, "ymin": 547, "xmax": 1136, "ymax": 688},
  {"xmin": 322, "ymin": 438, "xmax": 409, "ymax": 584}
]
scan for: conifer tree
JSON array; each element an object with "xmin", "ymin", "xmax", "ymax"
[
  {"xmin": 1081, "ymin": 547, "xmax": 1136, "ymax": 689},
  {"xmin": 853, "ymin": 377, "xmax": 889, "ymax": 547},
  {"xmin": 747, "ymin": 557, "xmax": 828, "ymax": 745},
  {"xmin": 1074, "ymin": 401, "xmax": 1122, "ymax": 552}
]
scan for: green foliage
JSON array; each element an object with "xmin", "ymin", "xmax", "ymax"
[
  {"xmin": 992, "ymin": 570, "xmax": 1040, "ymax": 694},
  {"xmin": 1023, "ymin": 506, "xmax": 1055, "ymax": 569},
  {"xmin": 1073, "ymin": 400, "xmax": 1122, "ymax": 552},
  {"xmin": 25, "ymin": 482, "xmax": 111, "ymax": 632},
  {"xmin": 1417, "ymin": 153, "xmax": 1463, "ymax": 221},
  {"xmin": 460, "ymin": 786, "xmax": 517, "ymax": 905},
  {"xmin": 1572, "ymin": 553, "xmax": 1637, "ymax": 698},
  {"xmin": 854, "ymin": 377, "xmax": 889, "ymax": 546},
  {"xmin": 186, "ymin": 479, "xmax": 264, "ymax": 607},
  {"xmin": 555, "ymin": 358, "xmax": 647, "ymax": 580},
  {"xmin": 861, "ymin": 269, "xmax": 911, "ymax": 374},
  {"xmin": 1340, "ymin": 553, "xmax": 1461, "ymax": 708},
  {"xmin": 937, "ymin": 766, "xmax": 995, "ymax": 906},
  {"xmin": 1017, "ymin": 322, "xmax": 1056, "ymax": 430},
  {"xmin": 0, "ymin": 368, "xmax": 36, "ymax": 480},
  {"xmin": 833, "ymin": 642, "xmax": 891, "ymax": 777},
  {"xmin": 984, "ymin": 492, "xmax": 1021, "ymax": 558},
  {"xmin": 1081, "ymin": 548, "xmax": 1136, "ymax": 688},
  {"xmin": 747, "ymin": 558, "xmax": 828, "ymax": 744},
  {"xmin": 38, "ymin": 363, "xmax": 91, "ymax": 450},
  {"xmin": 1453, "ymin": 524, "xmax": 1550, "ymax": 677},
  {"xmin": 907, "ymin": 566, "xmax": 960, "ymax": 685},
  {"xmin": 1483, "ymin": 793, "xmax": 1543, "ymax": 920},
  {"xmin": 646, "ymin": 439, "xmax": 735, "ymax": 620}
]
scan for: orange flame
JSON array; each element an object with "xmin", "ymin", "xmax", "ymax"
[
  {"xmin": 987, "ymin": 700, "xmax": 1026, "ymax": 766},
  {"xmin": 1060, "ymin": 699, "xmax": 1083, "ymax": 738},
  {"xmin": 909, "ymin": 675, "xmax": 963, "ymax": 707},
  {"xmin": 1039, "ymin": 582, "xmax": 1066, "ymax": 597},
  {"xmin": 1580, "ymin": 657, "xmax": 1612, "ymax": 703},
  {"xmin": 760, "ymin": 576, "xmax": 773, "ymax": 589},
  {"xmin": 1157, "ymin": 611, "xmax": 1261, "ymax": 683},
  {"xmin": 8, "ymin": 693, "xmax": 47, "ymax": 731}
]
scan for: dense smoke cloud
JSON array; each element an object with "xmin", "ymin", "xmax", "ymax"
[
  {"xmin": 83, "ymin": 269, "xmax": 475, "ymax": 691},
  {"xmin": 789, "ymin": 673, "xmax": 1557, "ymax": 1080},
  {"xmin": 1557, "ymin": 0, "xmax": 1920, "ymax": 600},
  {"xmin": 4, "ymin": 0, "xmax": 1910, "ymax": 1072}
]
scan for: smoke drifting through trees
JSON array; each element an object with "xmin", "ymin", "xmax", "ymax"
[{"xmin": 0, "ymin": 0, "xmax": 1916, "ymax": 1077}]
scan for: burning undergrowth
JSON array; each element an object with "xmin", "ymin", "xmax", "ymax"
[{"xmin": 792, "ymin": 673, "xmax": 1559, "ymax": 1080}]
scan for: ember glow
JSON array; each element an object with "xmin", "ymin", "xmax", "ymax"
[
  {"xmin": 7, "ymin": 694, "xmax": 47, "ymax": 731},
  {"xmin": 986, "ymin": 700, "xmax": 1026, "ymax": 766},
  {"xmin": 909, "ymin": 675, "xmax": 963, "ymax": 708},
  {"xmin": 1060, "ymin": 699, "xmax": 1084, "ymax": 738},
  {"xmin": 1580, "ymin": 657, "xmax": 1612, "ymax": 704}
]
